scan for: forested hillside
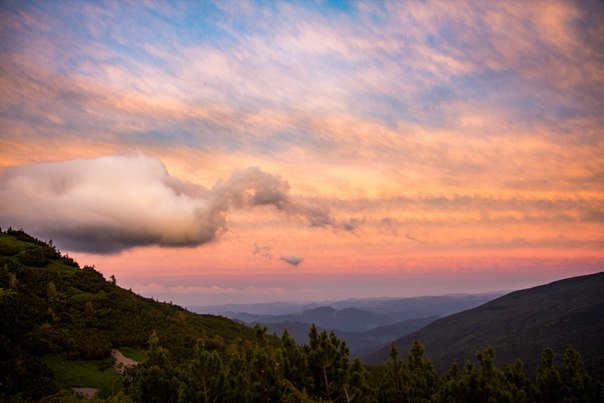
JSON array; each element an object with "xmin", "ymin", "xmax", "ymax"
[
  {"xmin": 1, "ymin": 228, "xmax": 602, "ymax": 402},
  {"xmin": 0, "ymin": 228, "xmax": 257, "ymax": 400}
]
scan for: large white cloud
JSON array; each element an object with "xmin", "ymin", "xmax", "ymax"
[{"xmin": 0, "ymin": 154, "xmax": 355, "ymax": 253}]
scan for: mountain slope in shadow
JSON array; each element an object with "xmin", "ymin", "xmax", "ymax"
[{"xmin": 364, "ymin": 272, "xmax": 604, "ymax": 379}]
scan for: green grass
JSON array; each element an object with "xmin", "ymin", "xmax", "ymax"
[
  {"xmin": 46, "ymin": 258, "xmax": 79, "ymax": 275},
  {"xmin": 119, "ymin": 346, "xmax": 147, "ymax": 362},
  {"xmin": 42, "ymin": 354, "xmax": 123, "ymax": 399}
]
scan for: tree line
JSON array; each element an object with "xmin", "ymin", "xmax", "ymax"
[{"xmin": 122, "ymin": 324, "xmax": 603, "ymax": 403}]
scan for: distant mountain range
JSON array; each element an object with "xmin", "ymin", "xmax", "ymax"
[
  {"xmin": 364, "ymin": 272, "xmax": 604, "ymax": 378},
  {"xmin": 191, "ymin": 294, "xmax": 502, "ymax": 319},
  {"xmin": 191, "ymin": 293, "xmax": 502, "ymax": 358},
  {"xmin": 234, "ymin": 306, "xmax": 398, "ymax": 332},
  {"xmin": 264, "ymin": 316, "xmax": 439, "ymax": 358}
]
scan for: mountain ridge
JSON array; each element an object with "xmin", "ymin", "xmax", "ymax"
[
  {"xmin": 190, "ymin": 293, "xmax": 503, "ymax": 317},
  {"xmin": 192, "ymin": 293, "xmax": 501, "ymax": 334}
]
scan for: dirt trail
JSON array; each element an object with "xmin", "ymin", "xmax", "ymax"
[
  {"xmin": 111, "ymin": 348, "xmax": 138, "ymax": 373},
  {"xmin": 72, "ymin": 387, "xmax": 98, "ymax": 399},
  {"xmin": 68, "ymin": 350, "xmax": 138, "ymax": 398}
]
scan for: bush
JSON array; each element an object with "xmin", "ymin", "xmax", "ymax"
[
  {"xmin": 69, "ymin": 329, "xmax": 112, "ymax": 360},
  {"xmin": 18, "ymin": 248, "xmax": 48, "ymax": 267}
]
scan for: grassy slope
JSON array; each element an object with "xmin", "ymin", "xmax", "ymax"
[
  {"xmin": 41, "ymin": 354, "xmax": 122, "ymax": 399},
  {"xmin": 364, "ymin": 272, "xmax": 604, "ymax": 378}
]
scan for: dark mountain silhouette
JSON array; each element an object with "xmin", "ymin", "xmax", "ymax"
[{"xmin": 364, "ymin": 271, "xmax": 604, "ymax": 379}]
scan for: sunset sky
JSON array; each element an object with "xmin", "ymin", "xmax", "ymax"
[{"xmin": 1, "ymin": 1, "xmax": 603, "ymax": 305}]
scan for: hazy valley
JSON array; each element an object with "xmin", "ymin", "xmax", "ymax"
[{"xmin": 191, "ymin": 293, "xmax": 501, "ymax": 357}]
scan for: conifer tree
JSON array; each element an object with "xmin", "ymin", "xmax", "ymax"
[
  {"xmin": 536, "ymin": 347, "xmax": 563, "ymax": 402},
  {"xmin": 503, "ymin": 360, "xmax": 531, "ymax": 402},
  {"xmin": 560, "ymin": 346, "xmax": 603, "ymax": 402},
  {"xmin": 223, "ymin": 352, "xmax": 252, "ymax": 403},
  {"xmin": 404, "ymin": 340, "xmax": 440, "ymax": 402},
  {"xmin": 379, "ymin": 343, "xmax": 406, "ymax": 402},
  {"xmin": 248, "ymin": 324, "xmax": 283, "ymax": 402},
  {"xmin": 181, "ymin": 339, "xmax": 226, "ymax": 403},
  {"xmin": 306, "ymin": 325, "xmax": 361, "ymax": 402},
  {"xmin": 277, "ymin": 328, "xmax": 308, "ymax": 394},
  {"xmin": 126, "ymin": 331, "xmax": 182, "ymax": 403},
  {"xmin": 348, "ymin": 357, "xmax": 371, "ymax": 402}
]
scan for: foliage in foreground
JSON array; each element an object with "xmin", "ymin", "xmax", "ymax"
[{"xmin": 119, "ymin": 327, "xmax": 603, "ymax": 403}]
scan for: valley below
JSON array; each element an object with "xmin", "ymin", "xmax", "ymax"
[{"xmin": 190, "ymin": 293, "xmax": 502, "ymax": 358}]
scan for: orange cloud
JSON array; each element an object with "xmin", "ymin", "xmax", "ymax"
[{"xmin": 1, "ymin": 0, "xmax": 602, "ymax": 302}]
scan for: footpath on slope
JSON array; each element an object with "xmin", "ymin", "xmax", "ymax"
[
  {"xmin": 72, "ymin": 387, "xmax": 98, "ymax": 399},
  {"xmin": 111, "ymin": 348, "xmax": 139, "ymax": 373}
]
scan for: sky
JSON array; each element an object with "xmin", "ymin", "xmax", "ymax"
[{"xmin": 0, "ymin": 0, "xmax": 603, "ymax": 306}]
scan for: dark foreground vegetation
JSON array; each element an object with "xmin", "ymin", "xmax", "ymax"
[
  {"xmin": 117, "ymin": 325, "xmax": 603, "ymax": 403},
  {"xmin": 0, "ymin": 228, "xmax": 602, "ymax": 402}
]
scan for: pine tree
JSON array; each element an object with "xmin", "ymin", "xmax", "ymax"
[
  {"xmin": 560, "ymin": 346, "xmax": 603, "ymax": 402},
  {"xmin": 348, "ymin": 357, "xmax": 371, "ymax": 402},
  {"xmin": 182, "ymin": 339, "xmax": 226, "ymax": 403},
  {"xmin": 305, "ymin": 326, "xmax": 362, "ymax": 402},
  {"xmin": 503, "ymin": 360, "xmax": 530, "ymax": 402},
  {"xmin": 278, "ymin": 328, "xmax": 308, "ymax": 394},
  {"xmin": 126, "ymin": 331, "xmax": 182, "ymax": 403},
  {"xmin": 536, "ymin": 347, "xmax": 563, "ymax": 402},
  {"xmin": 404, "ymin": 340, "xmax": 440, "ymax": 402},
  {"xmin": 248, "ymin": 324, "xmax": 283, "ymax": 402},
  {"xmin": 379, "ymin": 343, "xmax": 406, "ymax": 402}
]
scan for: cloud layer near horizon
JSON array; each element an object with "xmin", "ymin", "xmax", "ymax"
[{"xmin": 0, "ymin": 154, "xmax": 354, "ymax": 253}]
